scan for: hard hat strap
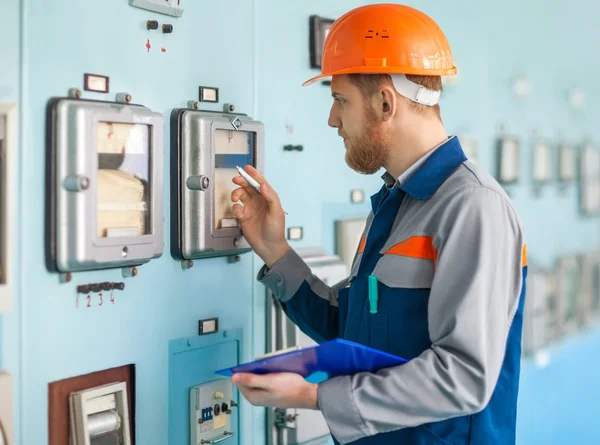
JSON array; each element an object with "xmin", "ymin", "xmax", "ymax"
[{"xmin": 391, "ymin": 74, "xmax": 441, "ymax": 106}]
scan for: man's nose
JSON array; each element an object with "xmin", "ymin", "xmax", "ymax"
[{"xmin": 328, "ymin": 105, "xmax": 341, "ymax": 129}]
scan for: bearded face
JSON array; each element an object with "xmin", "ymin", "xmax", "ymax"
[{"xmin": 343, "ymin": 106, "xmax": 390, "ymax": 175}]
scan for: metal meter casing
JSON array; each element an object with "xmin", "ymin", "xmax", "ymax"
[
  {"xmin": 170, "ymin": 109, "xmax": 264, "ymax": 260},
  {"xmin": 46, "ymin": 98, "xmax": 164, "ymax": 273}
]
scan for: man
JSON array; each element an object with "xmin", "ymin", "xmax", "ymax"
[{"xmin": 230, "ymin": 4, "xmax": 527, "ymax": 444}]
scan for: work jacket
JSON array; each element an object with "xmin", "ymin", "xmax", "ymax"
[{"xmin": 258, "ymin": 136, "xmax": 528, "ymax": 445}]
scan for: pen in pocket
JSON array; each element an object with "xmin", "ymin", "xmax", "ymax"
[{"xmin": 368, "ymin": 274, "xmax": 379, "ymax": 314}]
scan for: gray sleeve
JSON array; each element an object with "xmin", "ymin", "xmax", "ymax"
[
  {"xmin": 317, "ymin": 186, "xmax": 526, "ymax": 444},
  {"xmin": 257, "ymin": 249, "xmax": 347, "ymax": 305}
]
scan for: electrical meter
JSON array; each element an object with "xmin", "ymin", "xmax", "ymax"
[
  {"xmin": 46, "ymin": 96, "xmax": 164, "ymax": 273},
  {"xmin": 170, "ymin": 107, "xmax": 264, "ymax": 261}
]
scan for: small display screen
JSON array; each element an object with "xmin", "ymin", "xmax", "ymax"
[
  {"xmin": 214, "ymin": 129, "xmax": 255, "ymax": 230},
  {"xmin": 96, "ymin": 122, "xmax": 152, "ymax": 238}
]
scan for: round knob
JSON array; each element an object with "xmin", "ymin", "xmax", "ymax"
[
  {"xmin": 186, "ymin": 175, "xmax": 210, "ymax": 191},
  {"xmin": 63, "ymin": 175, "xmax": 89, "ymax": 192}
]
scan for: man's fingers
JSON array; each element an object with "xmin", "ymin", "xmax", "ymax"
[
  {"xmin": 231, "ymin": 203, "xmax": 246, "ymax": 221},
  {"xmin": 232, "ymin": 372, "xmax": 270, "ymax": 390},
  {"xmin": 231, "ymin": 187, "xmax": 252, "ymax": 204},
  {"xmin": 241, "ymin": 165, "xmax": 283, "ymax": 213},
  {"xmin": 232, "ymin": 175, "xmax": 259, "ymax": 195}
]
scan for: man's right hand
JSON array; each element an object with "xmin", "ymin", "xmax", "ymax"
[{"xmin": 231, "ymin": 165, "xmax": 291, "ymax": 268}]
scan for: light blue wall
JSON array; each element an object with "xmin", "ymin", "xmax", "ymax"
[{"xmin": 1, "ymin": 0, "xmax": 599, "ymax": 445}]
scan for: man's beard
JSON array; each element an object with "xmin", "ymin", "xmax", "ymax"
[{"xmin": 344, "ymin": 107, "xmax": 389, "ymax": 175}]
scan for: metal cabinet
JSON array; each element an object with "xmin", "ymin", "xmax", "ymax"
[{"xmin": 265, "ymin": 248, "xmax": 347, "ymax": 445}]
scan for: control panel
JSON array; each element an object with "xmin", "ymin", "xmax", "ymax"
[
  {"xmin": 45, "ymin": 93, "xmax": 164, "ymax": 273},
  {"xmin": 171, "ymin": 107, "xmax": 264, "ymax": 262},
  {"xmin": 190, "ymin": 379, "xmax": 236, "ymax": 444}
]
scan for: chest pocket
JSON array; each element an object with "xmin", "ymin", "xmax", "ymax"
[
  {"xmin": 373, "ymin": 235, "xmax": 437, "ymax": 289},
  {"xmin": 366, "ymin": 236, "xmax": 437, "ymax": 358}
]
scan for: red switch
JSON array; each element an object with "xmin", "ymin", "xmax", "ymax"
[{"xmin": 146, "ymin": 39, "xmax": 151, "ymax": 52}]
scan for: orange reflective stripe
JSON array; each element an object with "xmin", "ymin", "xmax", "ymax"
[
  {"xmin": 384, "ymin": 236, "xmax": 438, "ymax": 265},
  {"xmin": 357, "ymin": 236, "xmax": 367, "ymax": 254},
  {"xmin": 522, "ymin": 244, "xmax": 528, "ymax": 267}
]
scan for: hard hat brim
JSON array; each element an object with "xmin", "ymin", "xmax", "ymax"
[{"xmin": 303, "ymin": 65, "xmax": 457, "ymax": 87}]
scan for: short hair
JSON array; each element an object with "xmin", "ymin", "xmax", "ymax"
[{"xmin": 348, "ymin": 73, "xmax": 443, "ymax": 121}]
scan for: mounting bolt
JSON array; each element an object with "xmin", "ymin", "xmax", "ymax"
[
  {"xmin": 181, "ymin": 260, "xmax": 194, "ymax": 270},
  {"xmin": 59, "ymin": 272, "xmax": 72, "ymax": 283},
  {"xmin": 186, "ymin": 175, "xmax": 210, "ymax": 191},
  {"xmin": 116, "ymin": 93, "xmax": 132, "ymax": 103},
  {"xmin": 188, "ymin": 100, "xmax": 201, "ymax": 110},
  {"xmin": 63, "ymin": 175, "xmax": 90, "ymax": 192},
  {"xmin": 68, "ymin": 88, "xmax": 82, "ymax": 99},
  {"xmin": 224, "ymin": 103, "xmax": 235, "ymax": 113},
  {"xmin": 122, "ymin": 266, "xmax": 138, "ymax": 278}
]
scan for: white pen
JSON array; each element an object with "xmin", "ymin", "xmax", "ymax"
[{"xmin": 236, "ymin": 166, "xmax": 288, "ymax": 215}]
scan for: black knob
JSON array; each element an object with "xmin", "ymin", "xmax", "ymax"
[
  {"xmin": 213, "ymin": 404, "xmax": 221, "ymax": 416},
  {"xmin": 114, "ymin": 282, "xmax": 125, "ymax": 291},
  {"xmin": 221, "ymin": 402, "xmax": 229, "ymax": 413},
  {"xmin": 146, "ymin": 20, "xmax": 159, "ymax": 30},
  {"xmin": 76, "ymin": 285, "xmax": 90, "ymax": 294},
  {"xmin": 162, "ymin": 24, "xmax": 173, "ymax": 33}
]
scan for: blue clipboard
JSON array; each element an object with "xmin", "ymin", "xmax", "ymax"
[{"xmin": 215, "ymin": 338, "xmax": 408, "ymax": 383}]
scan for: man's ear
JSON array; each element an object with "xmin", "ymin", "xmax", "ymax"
[{"xmin": 379, "ymin": 86, "xmax": 398, "ymax": 122}]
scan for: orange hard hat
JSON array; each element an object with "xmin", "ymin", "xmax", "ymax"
[{"xmin": 303, "ymin": 4, "xmax": 456, "ymax": 86}]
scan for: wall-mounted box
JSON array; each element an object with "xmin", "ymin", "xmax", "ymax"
[
  {"xmin": 49, "ymin": 365, "xmax": 135, "ymax": 445},
  {"xmin": 0, "ymin": 371, "xmax": 13, "ymax": 445},
  {"xmin": 496, "ymin": 136, "xmax": 520, "ymax": 184},
  {"xmin": 45, "ymin": 97, "xmax": 164, "ymax": 273},
  {"xmin": 130, "ymin": 0, "xmax": 184, "ymax": 17},
  {"xmin": 335, "ymin": 217, "xmax": 368, "ymax": 272},
  {"xmin": 69, "ymin": 382, "xmax": 132, "ymax": 445},
  {"xmin": 190, "ymin": 380, "xmax": 235, "ymax": 444},
  {"xmin": 0, "ymin": 103, "xmax": 16, "ymax": 312},
  {"xmin": 170, "ymin": 108, "xmax": 264, "ymax": 260}
]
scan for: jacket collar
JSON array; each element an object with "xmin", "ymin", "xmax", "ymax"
[{"xmin": 380, "ymin": 136, "xmax": 467, "ymax": 200}]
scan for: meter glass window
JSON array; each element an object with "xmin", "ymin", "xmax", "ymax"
[
  {"xmin": 96, "ymin": 122, "xmax": 152, "ymax": 238},
  {"xmin": 214, "ymin": 129, "xmax": 255, "ymax": 230}
]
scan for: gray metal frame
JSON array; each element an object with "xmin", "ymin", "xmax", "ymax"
[
  {"xmin": 178, "ymin": 110, "xmax": 264, "ymax": 259},
  {"xmin": 69, "ymin": 381, "xmax": 132, "ymax": 445},
  {"xmin": 52, "ymin": 98, "xmax": 164, "ymax": 272},
  {"xmin": 266, "ymin": 248, "xmax": 346, "ymax": 445}
]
